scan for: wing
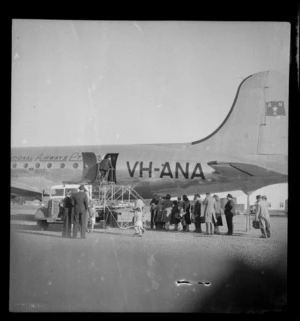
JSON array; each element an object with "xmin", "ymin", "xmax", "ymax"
[{"xmin": 11, "ymin": 182, "xmax": 44, "ymax": 198}]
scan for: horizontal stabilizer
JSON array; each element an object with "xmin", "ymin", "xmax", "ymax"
[{"xmin": 208, "ymin": 161, "xmax": 284, "ymax": 178}]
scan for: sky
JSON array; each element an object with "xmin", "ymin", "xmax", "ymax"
[{"xmin": 11, "ymin": 20, "xmax": 290, "ymax": 147}]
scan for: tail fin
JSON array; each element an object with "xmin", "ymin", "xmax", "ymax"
[{"xmin": 191, "ymin": 70, "xmax": 288, "ymax": 156}]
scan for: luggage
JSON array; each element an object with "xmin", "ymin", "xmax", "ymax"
[{"xmin": 252, "ymin": 220, "xmax": 260, "ymax": 229}]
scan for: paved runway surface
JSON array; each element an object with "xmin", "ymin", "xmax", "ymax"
[{"xmin": 10, "ymin": 208, "xmax": 287, "ymax": 312}]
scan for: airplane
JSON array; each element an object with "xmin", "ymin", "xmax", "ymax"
[{"xmin": 11, "ymin": 70, "xmax": 288, "ymax": 200}]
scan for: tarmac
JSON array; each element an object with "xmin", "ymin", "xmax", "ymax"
[{"xmin": 10, "ymin": 206, "xmax": 287, "ymax": 312}]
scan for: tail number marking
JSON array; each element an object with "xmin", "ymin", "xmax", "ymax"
[{"xmin": 126, "ymin": 161, "xmax": 205, "ymax": 180}]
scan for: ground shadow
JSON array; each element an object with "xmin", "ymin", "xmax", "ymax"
[{"xmin": 190, "ymin": 258, "xmax": 287, "ymax": 313}]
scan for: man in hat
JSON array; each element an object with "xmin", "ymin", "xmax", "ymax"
[
  {"xmin": 71, "ymin": 184, "xmax": 89, "ymax": 239},
  {"xmin": 224, "ymin": 194, "xmax": 235, "ymax": 235},
  {"xmin": 193, "ymin": 194, "xmax": 203, "ymax": 233},
  {"xmin": 255, "ymin": 195, "xmax": 271, "ymax": 238},
  {"xmin": 99, "ymin": 156, "xmax": 114, "ymax": 182},
  {"xmin": 150, "ymin": 194, "xmax": 158, "ymax": 229}
]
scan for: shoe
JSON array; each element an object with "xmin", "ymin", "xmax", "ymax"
[
  {"xmin": 142, "ymin": 229, "xmax": 145, "ymax": 234},
  {"xmin": 259, "ymin": 235, "xmax": 266, "ymax": 238}
]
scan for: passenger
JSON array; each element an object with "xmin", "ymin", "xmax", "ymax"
[
  {"xmin": 256, "ymin": 195, "xmax": 271, "ymax": 238},
  {"xmin": 155, "ymin": 196, "xmax": 165, "ymax": 230},
  {"xmin": 61, "ymin": 190, "xmax": 73, "ymax": 238},
  {"xmin": 177, "ymin": 196, "xmax": 184, "ymax": 211},
  {"xmin": 162, "ymin": 194, "xmax": 173, "ymax": 230},
  {"xmin": 99, "ymin": 156, "xmax": 114, "ymax": 182},
  {"xmin": 224, "ymin": 194, "xmax": 235, "ymax": 236},
  {"xmin": 170, "ymin": 200, "xmax": 181, "ymax": 231},
  {"xmin": 182, "ymin": 195, "xmax": 191, "ymax": 232},
  {"xmin": 192, "ymin": 194, "xmax": 203, "ymax": 233},
  {"xmin": 71, "ymin": 184, "xmax": 89, "ymax": 239},
  {"xmin": 133, "ymin": 198, "xmax": 145, "ymax": 237},
  {"xmin": 203, "ymin": 192, "xmax": 217, "ymax": 235},
  {"xmin": 87, "ymin": 201, "xmax": 96, "ymax": 233},
  {"xmin": 213, "ymin": 195, "xmax": 223, "ymax": 234},
  {"xmin": 150, "ymin": 194, "xmax": 158, "ymax": 230}
]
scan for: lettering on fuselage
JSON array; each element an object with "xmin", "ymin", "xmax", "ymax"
[
  {"xmin": 11, "ymin": 152, "xmax": 85, "ymax": 162},
  {"xmin": 126, "ymin": 161, "xmax": 205, "ymax": 180}
]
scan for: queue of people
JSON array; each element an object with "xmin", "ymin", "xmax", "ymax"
[
  {"xmin": 58, "ymin": 185, "xmax": 271, "ymax": 239},
  {"xmin": 149, "ymin": 192, "xmax": 235, "ymax": 236}
]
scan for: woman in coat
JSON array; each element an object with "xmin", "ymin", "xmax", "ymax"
[
  {"xmin": 182, "ymin": 195, "xmax": 191, "ymax": 232},
  {"xmin": 170, "ymin": 200, "xmax": 181, "ymax": 231},
  {"xmin": 213, "ymin": 195, "xmax": 223, "ymax": 234},
  {"xmin": 162, "ymin": 194, "xmax": 173, "ymax": 230},
  {"xmin": 203, "ymin": 192, "xmax": 217, "ymax": 235}
]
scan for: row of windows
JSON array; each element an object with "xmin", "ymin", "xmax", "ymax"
[{"xmin": 11, "ymin": 162, "xmax": 79, "ymax": 169}]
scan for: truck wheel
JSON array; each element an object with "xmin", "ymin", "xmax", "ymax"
[{"xmin": 37, "ymin": 220, "xmax": 49, "ymax": 231}]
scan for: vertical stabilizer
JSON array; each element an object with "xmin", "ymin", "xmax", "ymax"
[{"xmin": 191, "ymin": 71, "xmax": 288, "ymax": 156}]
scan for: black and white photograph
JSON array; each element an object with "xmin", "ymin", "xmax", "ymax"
[{"xmin": 10, "ymin": 19, "xmax": 290, "ymax": 313}]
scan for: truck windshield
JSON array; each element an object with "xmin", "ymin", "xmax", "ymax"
[
  {"xmin": 65, "ymin": 188, "xmax": 78, "ymax": 195},
  {"xmin": 50, "ymin": 189, "xmax": 64, "ymax": 197}
]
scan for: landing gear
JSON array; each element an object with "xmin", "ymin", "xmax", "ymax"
[{"xmin": 37, "ymin": 220, "xmax": 49, "ymax": 231}]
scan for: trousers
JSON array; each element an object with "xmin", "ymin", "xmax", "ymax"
[
  {"xmin": 73, "ymin": 211, "xmax": 87, "ymax": 238},
  {"xmin": 150, "ymin": 208, "xmax": 157, "ymax": 229},
  {"xmin": 62, "ymin": 210, "xmax": 72, "ymax": 238},
  {"xmin": 225, "ymin": 213, "xmax": 233, "ymax": 235},
  {"xmin": 194, "ymin": 216, "xmax": 203, "ymax": 232},
  {"xmin": 259, "ymin": 216, "xmax": 271, "ymax": 238}
]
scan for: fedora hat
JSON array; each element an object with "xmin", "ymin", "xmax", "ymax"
[{"xmin": 79, "ymin": 184, "xmax": 85, "ymax": 190}]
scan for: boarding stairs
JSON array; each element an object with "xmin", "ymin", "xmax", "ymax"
[{"xmin": 91, "ymin": 169, "xmax": 144, "ymax": 229}]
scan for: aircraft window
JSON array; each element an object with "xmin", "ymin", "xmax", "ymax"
[
  {"xmin": 47, "ymin": 163, "xmax": 52, "ymax": 169},
  {"xmin": 12, "ymin": 163, "xmax": 17, "ymax": 168},
  {"xmin": 35, "ymin": 163, "xmax": 40, "ymax": 168},
  {"xmin": 73, "ymin": 163, "xmax": 78, "ymax": 169},
  {"xmin": 23, "ymin": 163, "xmax": 28, "ymax": 168},
  {"xmin": 60, "ymin": 163, "xmax": 65, "ymax": 169}
]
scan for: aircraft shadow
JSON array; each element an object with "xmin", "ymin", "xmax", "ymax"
[
  {"xmin": 11, "ymin": 223, "xmax": 40, "ymax": 231},
  {"xmin": 11, "ymin": 222, "xmax": 63, "ymax": 233},
  {"xmin": 10, "ymin": 214, "xmax": 35, "ymax": 221},
  {"xmin": 13, "ymin": 230, "xmax": 63, "ymax": 238},
  {"xmin": 93, "ymin": 229, "xmax": 136, "ymax": 238}
]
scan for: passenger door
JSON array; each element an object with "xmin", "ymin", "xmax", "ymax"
[{"xmin": 82, "ymin": 152, "xmax": 98, "ymax": 183}]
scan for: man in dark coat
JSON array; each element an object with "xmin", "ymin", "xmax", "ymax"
[
  {"xmin": 62, "ymin": 190, "xmax": 73, "ymax": 238},
  {"xmin": 72, "ymin": 184, "xmax": 89, "ymax": 239},
  {"xmin": 99, "ymin": 156, "xmax": 114, "ymax": 182},
  {"xmin": 193, "ymin": 194, "xmax": 203, "ymax": 233},
  {"xmin": 150, "ymin": 194, "xmax": 158, "ymax": 229},
  {"xmin": 224, "ymin": 194, "xmax": 235, "ymax": 235}
]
